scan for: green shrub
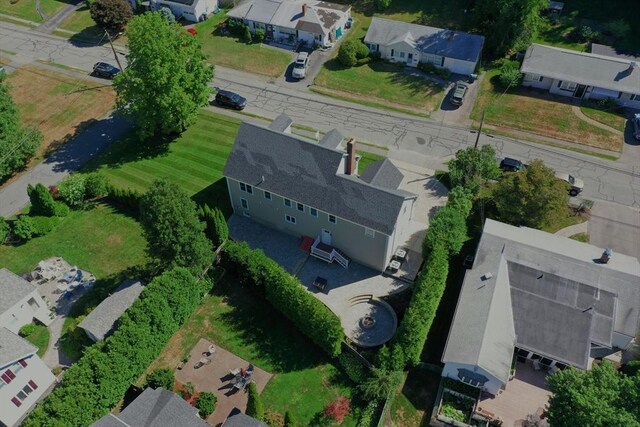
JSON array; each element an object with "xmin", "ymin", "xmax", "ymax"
[
  {"xmin": 241, "ymin": 25, "xmax": 252, "ymax": 43},
  {"xmin": 54, "ymin": 202, "xmax": 70, "ymax": 217},
  {"xmin": 107, "ymin": 185, "xmax": 143, "ymax": 215},
  {"xmin": 446, "ymin": 186, "xmax": 473, "ymax": 217},
  {"xmin": 24, "ymin": 268, "xmax": 214, "ymax": 426},
  {"xmin": 246, "ymin": 382, "xmax": 264, "ymax": 420},
  {"xmin": 604, "ymin": 19, "xmax": 630, "ymax": 39},
  {"xmin": 622, "ymin": 360, "xmax": 640, "ymax": 377},
  {"xmin": 85, "ymin": 173, "xmax": 109, "ymax": 199},
  {"xmin": 13, "ymin": 216, "xmax": 37, "ymax": 241},
  {"xmin": 358, "ymin": 368, "xmax": 403, "ymax": 400},
  {"xmin": 0, "ymin": 217, "xmax": 9, "ymax": 244},
  {"xmin": 253, "ymin": 28, "xmax": 265, "ymax": 43},
  {"xmin": 284, "ymin": 411, "xmax": 297, "ymax": 427},
  {"xmin": 355, "ymin": 41, "xmax": 369, "ymax": 60},
  {"xmin": 436, "ymin": 67, "xmax": 451, "ymax": 79},
  {"xmin": 196, "ymin": 392, "xmax": 217, "ymax": 417},
  {"xmin": 337, "ymin": 352, "xmax": 369, "ymax": 384},
  {"xmin": 19, "ymin": 324, "xmax": 37, "ymax": 337},
  {"xmin": 27, "ymin": 183, "xmax": 57, "ymax": 216},
  {"xmin": 58, "ymin": 174, "xmax": 87, "ymax": 207},
  {"xmin": 422, "ymin": 207, "xmax": 467, "ymax": 257},
  {"xmin": 30, "ymin": 216, "xmax": 59, "ymax": 237},
  {"xmin": 498, "ymin": 62, "xmax": 522, "ymax": 88},
  {"xmin": 222, "ymin": 241, "xmax": 344, "ymax": 357},
  {"xmin": 145, "ymin": 368, "xmax": 175, "ymax": 390},
  {"xmin": 158, "ymin": 7, "xmax": 176, "ymax": 24},
  {"xmin": 199, "ymin": 204, "xmax": 228, "ymax": 247},
  {"xmin": 338, "ymin": 39, "xmax": 359, "ymax": 67},
  {"xmin": 375, "ymin": 0, "xmax": 391, "ymax": 11},
  {"xmin": 356, "ymin": 400, "xmax": 379, "ymax": 427}
]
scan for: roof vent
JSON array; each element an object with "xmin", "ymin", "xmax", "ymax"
[
  {"xmin": 481, "ymin": 272, "xmax": 493, "ymax": 281},
  {"xmin": 629, "ymin": 61, "xmax": 638, "ymax": 74}
]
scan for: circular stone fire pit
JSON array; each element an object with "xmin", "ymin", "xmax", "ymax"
[
  {"xmin": 360, "ymin": 316, "xmax": 376, "ymax": 329},
  {"xmin": 344, "ymin": 298, "xmax": 397, "ymax": 347}
]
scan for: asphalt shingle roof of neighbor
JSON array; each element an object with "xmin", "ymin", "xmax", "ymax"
[
  {"xmin": 0, "ymin": 327, "xmax": 37, "ymax": 367},
  {"xmin": 358, "ymin": 159, "xmax": 404, "ymax": 190},
  {"xmin": 92, "ymin": 388, "xmax": 209, "ymax": 427},
  {"xmin": 268, "ymin": 113, "xmax": 293, "ymax": 133},
  {"xmin": 78, "ymin": 279, "xmax": 144, "ymax": 342},
  {"xmin": 443, "ymin": 219, "xmax": 640, "ymax": 384},
  {"xmin": 91, "ymin": 414, "xmax": 129, "ymax": 427},
  {"xmin": 590, "ymin": 43, "xmax": 640, "ymax": 61},
  {"xmin": 319, "ymin": 128, "xmax": 344, "ymax": 149},
  {"xmin": 223, "ymin": 119, "xmax": 417, "ymax": 235},
  {"xmin": 521, "ymin": 43, "xmax": 640, "ymax": 95},
  {"xmin": 222, "ymin": 412, "xmax": 267, "ymax": 427},
  {"xmin": 0, "ymin": 268, "xmax": 37, "ymax": 315},
  {"xmin": 364, "ymin": 17, "xmax": 485, "ymax": 63}
]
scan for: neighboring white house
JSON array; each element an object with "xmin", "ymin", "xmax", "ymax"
[
  {"xmin": 78, "ymin": 280, "xmax": 144, "ymax": 342},
  {"xmin": 442, "ymin": 219, "xmax": 640, "ymax": 396},
  {"xmin": 227, "ymin": 0, "xmax": 351, "ymax": 48},
  {"xmin": 149, "ymin": 0, "xmax": 218, "ymax": 22},
  {"xmin": 0, "ymin": 268, "xmax": 53, "ymax": 335},
  {"xmin": 520, "ymin": 43, "xmax": 640, "ymax": 107},
  {"xmin": 363, "ymin": 17, "xmax": 484, "ymax": 75},
  {"xmin": 0, "ymin": 269, "xmax": 56, "ymax": 427}
]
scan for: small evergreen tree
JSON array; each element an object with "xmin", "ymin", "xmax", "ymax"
[
  {"xmin": 144, "ymin": 368, "xmax": 175, "ymax": 390},
  {"xmin": 195, "ymin": 392, "xmax": 217, "ymax": 417},
  {"xmin": 27, "ymin": 183, "xmax": 57, "ymax": 216},
  {"xmin": 246, "ymin": 382, "xmax": 264, "ymax": 420}
]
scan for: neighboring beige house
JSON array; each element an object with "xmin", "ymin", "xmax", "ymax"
[
  {"xmin": 364, "ymin": 17, "xmax": 484, "ymax": 75},
  {"xmin": 442, "ymin": 219, "xmax": 640, "ymax": 396},
  {"xmin": 227, "ymin": 0, "xmax": 351, "ymax": 47},
  {"xmin": 520, "ymin": 43, "xmax": 640, "ymax": 107},
  {"xmin": 223, "ymin": 114, "xmax": 418, "ymax": 272},
  {"xmin": 149, "ymin": 0, "xmax": 218, "ymax": 23},
  {"xmin": 0, "ymin": 269, "xmax": 56, "ymax": 427}
]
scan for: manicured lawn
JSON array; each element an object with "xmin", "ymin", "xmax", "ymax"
[
  {"xmin": 7, "ymin": 65, "xmax": 116, "ymax": 158},
  {"xmin": 314, "ymin": 61, "xmax": 444, "ymax": 115},
  {"xmin": 533, "ymin": 18, "xmax": 587, "ymax": 52},
  {"xmin": 471, "ymin": 69, "xmax": 623, "ymax": 152},
  {"xmin": 194, "ymin": 11, "xmax": 293, "ymax": 78},
  {"xmin": 85, "ymin": 111, "xmax": 240, "ymax": 214},
  {"xmin": 58, "ymin": 3, "xmax": 103, "ymax": 38},
  {"xmin": 388, "ymin": 368, "xmax": 441, "ymax": 427},
  {"xmin": 541, "ymin": 212, "xmax": 586, "ymax": 234},
  {"xmin": 580, "ymin": 104, "xmax": 626, "ymax": 132},
  {"xmin": 22, "ymin": 324, "xmax": 50, "ymax": 357},
  {"xmin": 358, "ymin": 150, "xmax": 385, "ymax": 172},
  {"xmin": 0, "ymin": 0, "xmax": 66, "ymax": 22},
  {"xmin": 145, "ymin": 278, "xmax": 362, "ymax": 426},
  {"xmin": 0, "ymin": 203, "xmax": 148, "ymax": 277}
]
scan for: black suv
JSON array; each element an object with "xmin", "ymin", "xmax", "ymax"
[
  {"xmin": 499, "ymin": 157, "xmax": 527, "ymax": 172},
  {"xmin": 213, "ymin": 89, "xmax": 247, "ymax": 110},
  {"xmin": 92, "ymin": 62, "xmax": 120, "ymax": 79}
]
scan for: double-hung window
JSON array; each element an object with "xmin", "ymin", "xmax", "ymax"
[
  {"xmin": 297, "ymin": 203, "xmax": 304, "ymax": 212},
  {"xmin": 310, "ymin": 208, "xmax": 318, "ymax": 217},
  {"xmin": 284, "ymin": 198, "xmax": 292, "ymax": 208},
  {"xmin": 328, "ymin": 214, "xmax": 337, "ymax": 224},
  {"xmin": 239, "ymin": 182, "xmax": 253, "ymax": 194},
  {"xmin": 264, "ymin": 191, "xmax": 272, "ymax": 200},
  {"xmin": 285, "ymin": 215, "xmax": 296, "ymax": 224}
]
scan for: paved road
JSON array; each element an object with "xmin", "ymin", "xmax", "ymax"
[
  {"xmin": 1, "ymin": 20, "xmax": 640, "ymax": 210},
  {"xmin": 589, "ymin": 201, "xmax": 640, "ymax": 260}
]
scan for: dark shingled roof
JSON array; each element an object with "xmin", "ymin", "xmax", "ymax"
[
  {"xmin": 359, "ymin": 159, "xmax": 404, "ymax": 190},
  {"xmin": 268, "ymin": 113, "xmax": 293, "ymax": 133},
  {"xmin": 319, "ymin": 129, "xmax": 344, "ymax": 149},
  {"xmin": 315, "ymin": 1, "xmax": 350, "ymax": 12},
  {"xmin": 222, "ymin": 412, "xmax": 267, "ymax": 427},
  {"xmin": 0, "ymin": 328, "xmax": 37, "ymax": 367},
  {"xmin": 0, "ymin": 268, "xmax": 36, "ymax": 315},
  {"xmin": 223, "ymin": 122, "xmax": 416, "ymax": 235}
]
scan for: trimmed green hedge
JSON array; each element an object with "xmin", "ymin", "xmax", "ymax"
[
  {"xmin": 222, "ymin": 241, "xmax": 344, "ymax": 357},
  {"xmin": 25, "ymin": 268, "xmax": 213, "ymax": 426}
]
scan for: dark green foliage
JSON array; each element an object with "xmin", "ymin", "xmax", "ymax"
[
  {"xmin": 337, "ymin": 352, "xmax": 369, "ymax": 384},
  {"xmin": 19, "ymin": 323, "xmax": 37, "ymax": 337},
  {"xmin": 139, "ymin": 179, "xmax": 213, "ymax": 273},
  {"xmin": 493, "ymin": 159, "xmax": 568, "ymax": 229},
  {"xmin": 199, "ymin": 204, "xmax": 228, "ymax": 247},
  {"xmin": 85, "ymin": 173, "xmax": 109, "ymax": 199},
  {"xmin": 445, "ymin": 186, "xmax": 473, "ymax": 217},
  {"xmin": 284, "ymin": 411, "xmax": 297, "ymax": 427},
  {"xmin": 375, "ymin": 0, "xmax": 391, "ymax": 11},
  {"xmin": 0, "ymin": 72, "xmax": 42, "ymax": 182},
  {"xmin": 246, "ymin": 382, "xmax": 264, "ymax": 420},
  {"xmin": 28, "ymin": 183, "xmax": 57, "ymax": 217},
  {"xmin": 376, "ymin": 344, "xmax": 405, "ymax": 372},
  {"xmin": 195, "ymin": 392, "xmax": 216, "ymax": 417},
  {"xmin": 144, "ymin": 368, "xmax": 175, "ymax": 390},
  {"xmin": 448, "ymin": 145, "xmax": 501, "ymax": 194},
  {"xmin": 13, "ymin": 216, "xmax": 37, "ymax": 241},
  {"xmin": 498, "ymin": 61, "xmax": 523, "ymax": 88},
  {"xmin": 382, "ymin": 244, "xmax": 449, "ymax": 368},
  {"xmin": 356, "ymin": 400, "xmax": 379, "ymax": 427},
  {"xmin": 30, "ymin": 216, "xmax": 60, "ymax": 237},
  {"xmin": 0, "ymin": 217, "xmax": 9, "ymax": 244},
  {"xmin": 574, "ymin": 25, "xmax": 600, "ymax": 43},
  {"xmin": 158, "ymin": 7, "xmax": 176, "ymax": 24},
  {"xmin": 58, "ymin": 174, "xmax": 87, "ymax": 208},
  {"xmin": 89, "ymin": 0, "xmax": 133, "ymax": 31},
  {"xmin": 547, "ymin": 361, "xmax": 640, "ymax": 427},
  {"xmin": 604, "ymin": 19, "xmax": 630, "ymax": 40},
  {"xmin": 242, "ymin": 25, "xmax": 252, "ymax": 43},
  {"xmin": 107, "ymin": 185, "xmax": 143, "ymax": 214},
  {"xmin": 357, "ymin": 368, "xmax": 403, "ymax": 400},
  {"xmin": 24, "ymin": 268, "xmax": 213, "ymax": 426},
  {"xmin": 253, "ymin": 28, "xmax": 265, "ymax": 43},
  {"xmin": 222, "ymin": 241, "xmax": 344, "ymax": 357},
  {"xmin": 622, "ymin": 360, "xmax": 640, "ymax": 377},
  {"xmin": 338, "ymin": 39, "xmax": 368, "ymax": 68},
  {"xmin": 422, "ymin": 207, "xmax": 467, "ymax": 257},
  {"xmin": 54, "ymin": 202, "xmax": 70, "ymax": 217}
]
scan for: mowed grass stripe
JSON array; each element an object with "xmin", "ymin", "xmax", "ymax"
[{"xmin": 114, "ymin": 161, "xmax": 211, "ymax": 194}]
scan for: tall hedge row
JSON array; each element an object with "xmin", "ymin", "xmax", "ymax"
[
  {"xmin": 222, "ymin": 241, "xmax": 344, "ymax": 357},
  {"xmin": 25, "ymin": 268, "xmax": 212, "ymax": 427}
]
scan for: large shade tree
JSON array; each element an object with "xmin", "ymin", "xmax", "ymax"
[
  {"xmin": 114, "ymin": 12, "xmax": 214, "ymax": 139},
  {"xmin": 0, "ymin": 73, "xmax": 42, "ymax": 182},
  {"xmin": 448, "ymin": 145, "xmax": 502, "ymax": 194},
  {"xmin": 89, "ymin": 0, "xmax": 133, "ymax": 31}
]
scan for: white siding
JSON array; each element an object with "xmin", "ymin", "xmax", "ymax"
[
  {"xmin": 153, "ymin": 0, "xmax": 218, "ymax": 22},
  {"xmin": 522, "ymin": 73, "xmax": 553, "ymax": 90},
  {"xmin": 442, "ymin": 57, "xmax": 476, "ymax": 75},
  {"xmin": 612, "ymin": 332, "xmax": 634, "ymax": 349},
  {"xmin": 589, "ymin": 86, "xmax": 620, "ymax": 100},
  {"xmin": 0, "ymin": 291, "xmax": 52, "ymax": 334},
  {"xmin": 442, "ymin": 362, "xmax": 505, "ymax": 396}
]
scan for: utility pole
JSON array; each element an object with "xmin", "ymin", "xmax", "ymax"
[
  {"xmin": 105, "ymin": 30, "xmax": 123, "ymax": 70},
  {"xmin": 474, "ymin": 110, "xmax": 485, "ymax": 148}
]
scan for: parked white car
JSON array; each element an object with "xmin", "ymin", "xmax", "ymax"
[
  {"xmin": 555, "ymin": 172, "xmax": 584, "ymax": 196},
  {"xmin": 292, "ymin": 52, "xmax": 309, "ymax": 79}
]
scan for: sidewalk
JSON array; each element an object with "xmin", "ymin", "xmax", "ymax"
[{"xmin": 554, "ymin": 221, "xmax": 589, "ymax": 237}]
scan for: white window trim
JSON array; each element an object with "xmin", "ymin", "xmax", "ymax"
[
  {"xmin": 310, "ymin": 208, "xmax": 318, "ymax": 217},
  {"xmin": 240, "ymin": 198, "xmax": 249, "ymax": 210},
  {"xmin": 399, "ymin": 51, "xmax": 405, "ymax": 58},
  {"xmin": 239, "ymin": 182, "xmax": 253, "ymax": 194},
  {"xmin": 284, "ymin": 198, "xmax": 292, "ymax": 207},
  {"xmin": 285, "ymin": 214, "xmax": 296, "ymax": 224},
  {"xmin": 328, "ymin": 214, "xmax": 337, "ymax": 224},
  {"xmin": 264, "ymin": 191, "xmax": 272, "ymax": 200},
  {"xmin": 631, "ymin": 94, "xmax": 640, "ymax": 101},
  {"xmin": 558, "ymin": 80, "xmax": 576, "ymax": 91},
  {"xmin": 297, "ymin": 203, "xmax": 304, "ymax": 212},
  {"xmin": 365, "ymin": 227, "xmax": 375, "ymax": 238}
]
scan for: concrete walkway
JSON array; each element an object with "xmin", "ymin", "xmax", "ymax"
[
  {"xmin": 35, "ymin": 0, "xmax": 83, "ymax": 34},
  {"xmin": 554, "ymin": 221, "xmax": 589, "ymax": 237},
  {"xmin": 571, "ymin": 105, "xmax": 625, "ymax": 136}
]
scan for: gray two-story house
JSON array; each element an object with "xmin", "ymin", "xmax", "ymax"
[{"xmin": 223, "ymin": 115, "xmax": 417, "ymax": 271}]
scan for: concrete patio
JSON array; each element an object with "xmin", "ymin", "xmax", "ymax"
[
  {"xmin": 176, "ymin": 339, "xmax": 272, "ymax": 427},
  {"xmin": 476, "ymin": 360, "xmax": 551, "ymax": 427}
]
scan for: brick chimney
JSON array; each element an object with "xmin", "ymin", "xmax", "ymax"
[
  {"xmin": 302, "ymin": 3, "xmax": 308, "ymax": 15},
  {"xmin": 345, "ymin": 138, "xmax": 357, "ymax": 175}
]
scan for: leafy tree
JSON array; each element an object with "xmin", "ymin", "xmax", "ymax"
[
  {"xmin": 246, "ymin": 382, "xmax": 264, "ymax": 420},
  {"xmin": 145, "ymin": 368, "xmax": 175, "ymax": 390},
  {"xmin": 498, "ymin": 61, "xmax": 523, "ymax": 88},
  {"xmin": 0, "ymin": 73, "xmax": 42, "ymax": 182},
  {"xmin": 358, "ymin": 368, "xmax": 403, "ymax": 400},
  {"xmin": 474, "ymin": 0, "xmax": 547, "ymax": 56},
  {"xmin": 622, "ymin": 360, "xmax": 640, "ymax": 377},
  {"xmin": 492, "ymin": 159, "xmax": 568, "ymax": 229},
  {"xmin": 547, "ymin": 362, "xmax": 640, "ymax": 427},
  {"xmin": 604, "ymin": 19, "xmax": 630, "ymax": 39},
  {"xmin": 114, "ymin": 12, "xmax": 214, "ymax": 139},
  {"xmin": 0, "ymin": 217, "xmax": 9, "ymax": 244},
  {"xmin": 58, "ymin": 174, "xmax": 87, "ymax": 207},
  {"xmin": 338, "ymin": 39, "xmax": 369, "ymax": 67},
  {"xmin": 28, "ymin": 183, "xmax": 57, "ymax": 216},
  {"xmin": 446, "ymin": 186, "xmax": 473, "ymax": 217},
  {"xmin": 375, "ymin": 0, "xmax": 391, "ymax": 11},
  {"xmin": 85, "ymin": 173, "xmax": 109, "ymax": 199},
  {"xmin": 158, "ymin": 7, "xmax": 176, "ymax": 24},
  {"xmin": 323, "ymin": 396, "xmax": 351, "ymax": 423},
  {"xmin": 139, "ymin": 179, "xmax": 213, "ymax": 273},
  {"xmin": 199, "ymin": 204, "xmax": 228, "ymax": 247},
  {"xmin": 89, "ymin": 0, "xmax": 133, "ymax": 31},
  {"xmin": 12, "ymin": 216, "xmax": 37, "ymax": 241},
  {"xmin": 448, "ymin": 145, "xmax": 501, "ymax": 194},
  {"xmin": 195, "ymin": 392, "xmax": 216, "ymax": 417},
  {"xmin": 422, "ymin": 207, "xmax": 467, "ymax": 256}
]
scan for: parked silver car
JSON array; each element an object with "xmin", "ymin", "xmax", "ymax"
[
  {"xmin": 555, "ymin": 172, "xmax": 584, "ymax": 196},
  {"xmin": 292, "ymin": 52, "xmax": 309, "ymax": 79}
]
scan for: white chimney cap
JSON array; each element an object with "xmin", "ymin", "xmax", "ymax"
[{"xmin": 481, "ymin": 272, "xmax": 493, "ymax": 281}]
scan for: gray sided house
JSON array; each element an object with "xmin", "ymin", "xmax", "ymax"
[
  {"xmin": 227, "ymin": 0, "xmax": 351, "ymax": 48},
  {"xmin": 363, "ymin": 17, "xmax": 484, "ymax": 75},
  {"xmin": 442, "ymin": 219, "xmax": 640, "ymax": 396},
  {"xmin": 521, "ymin": 43, "xmax": 640, "ymax": 107},
  {"xmin": 223, "ymin": 114, "xmax": 417, "ymax": 272},
  {"xmin": 78, "ymin": 280, "xmax": 144, "ymax": 342}
]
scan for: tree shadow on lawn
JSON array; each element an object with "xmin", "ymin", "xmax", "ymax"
[
  {"xmin": 212, "ymin": 280, "xmax": 327, "ymax": 373},
  {"xmin": 191, "ymin": 179, "xmax": 232, "ymax": 216},
  {"xmin": 69, "ymin": 24, "xmax": 110, "ymax": 48}
]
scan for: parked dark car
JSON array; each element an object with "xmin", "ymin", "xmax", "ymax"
[
  {"xmin": 213, "ymin": 89, "xmax": 247, "ymax": 110},
  {"xmin": 92, "ymin": 62, "xmax": 120, "ymax": 79},
  {"xmin": 499, "ymin": 157, "xmax": 527, "ymax": 172},
  {"xmin": 632, "ymin": 113, "xmax": 640, "ymax": 141},
  {"xmin": 450, "ymin": 81, "xmax": 469, "ymax": 106}
]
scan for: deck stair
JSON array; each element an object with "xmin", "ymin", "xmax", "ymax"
[{"xmin": 310, "ymin": 236, "xmax": 351, "ymax": 269}]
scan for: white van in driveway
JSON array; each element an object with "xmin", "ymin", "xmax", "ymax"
[{"xmin": 292, "ymin": 52, "xmax": 310, "ymax": 79}]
